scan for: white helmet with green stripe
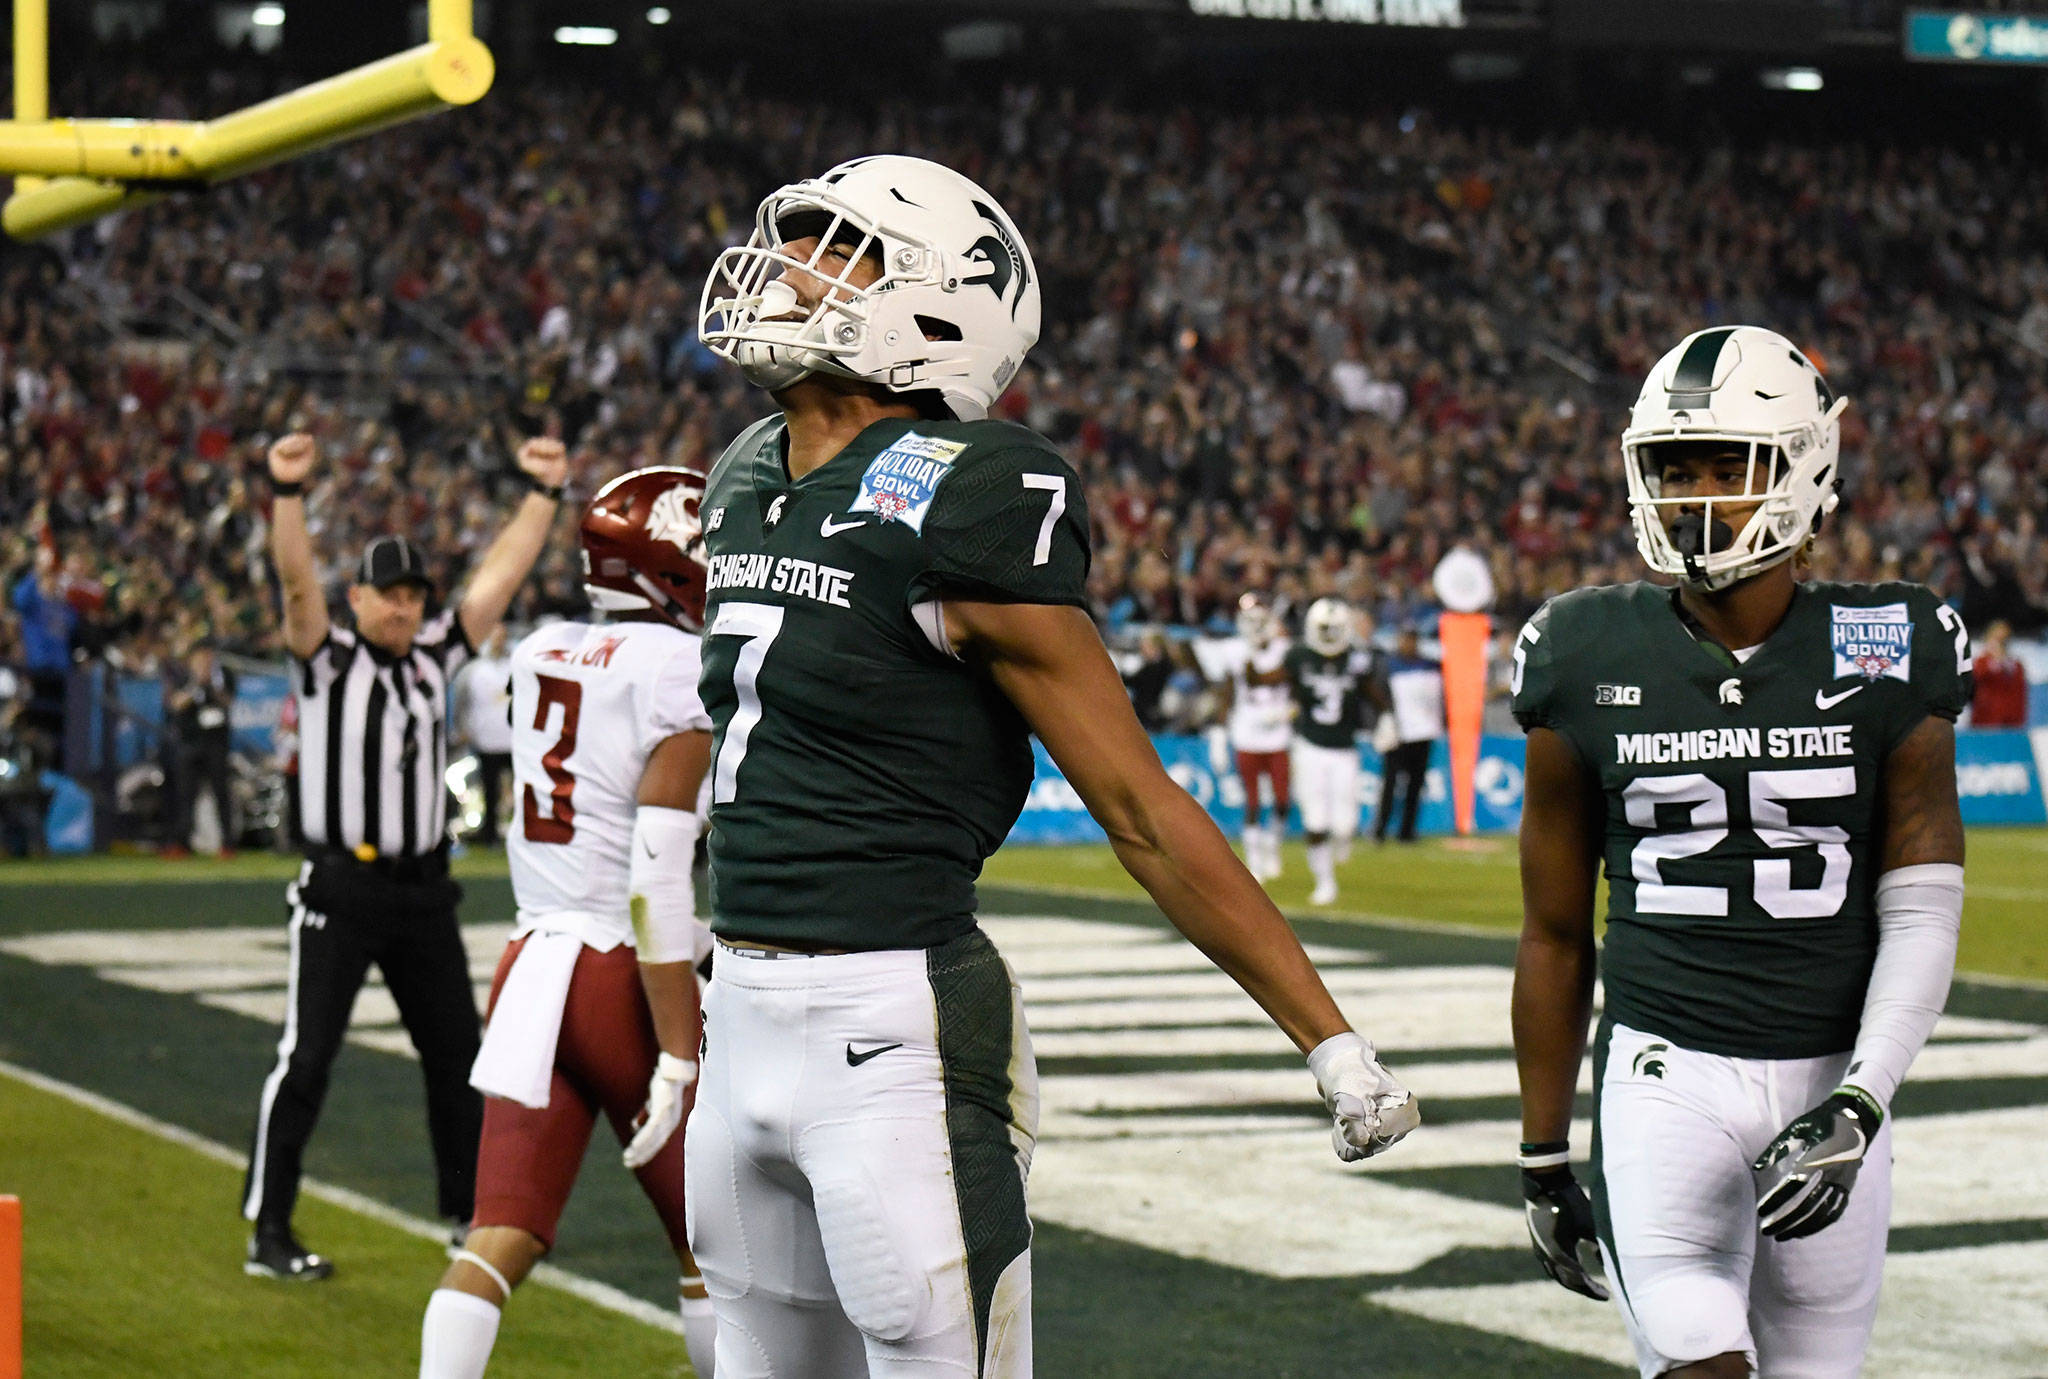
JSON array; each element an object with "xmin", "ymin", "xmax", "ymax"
[{"xmin": 1623, "ymin": 325, "xmax": 1848, "ymax": 591}]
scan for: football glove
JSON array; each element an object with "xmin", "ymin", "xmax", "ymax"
[
  {"xmin": 622, "ymin": 1052, "xmax": 697, "ymax": 1170},
  {"xmin": 1753, "ymin": 1086, "xmax": 1882, "ymax": 1242},
  {"xmin": 1519, "ymin": 1158, "xmax": 1609, "ymax": 1300},
  {"xmin": 1307, "ymin": 1032, "xmax": 1420, "ymax": 1161}
]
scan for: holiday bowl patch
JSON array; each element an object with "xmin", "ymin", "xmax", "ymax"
[
  {"xmin": 1831, "ymin": 603, "xmax": 1912, "ymax": 682},
  {"xmin": 849, "ymin": 432, "xmax": 969, "ymax": 534}
]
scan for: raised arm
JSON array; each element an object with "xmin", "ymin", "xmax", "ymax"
[
  {"xmin": 950, "ymin": 599, "xmax": 1417, "ymax": 1158},
  {"xmin": 266, "ymin": 434, "xmax": 331, "ymax": 660},
  {"xmin": 456, "ymin": 438, "xmax": 571, "ymax": 652}
]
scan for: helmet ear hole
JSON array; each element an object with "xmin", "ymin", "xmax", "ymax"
[{"xmin": 913, "ymin": 315, "xmax": 963, "ymax": 342}]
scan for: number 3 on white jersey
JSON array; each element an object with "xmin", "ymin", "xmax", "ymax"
[{"xmin": 708, "ymin": 601, "xmax": 785, "ymax": 805}]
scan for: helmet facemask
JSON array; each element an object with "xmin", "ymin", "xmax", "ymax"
[
  {"xmin": 698, "ymin": 156, "xmax": 1040, "ymax": 421},
  {"xmin": 1624, "ymin": 405, "xmax": 1846, "ymax": 592}
]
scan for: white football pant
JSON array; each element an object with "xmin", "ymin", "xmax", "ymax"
[
  {"xmin": 687, "ymin": 929, "xmax": 1037, "ymax": 1379},
  {"xmin": 1291, "ymin": 742, "xmax": 1361, "ymax": 840},
  {"xmin": 1594, "ymin": 1022, "xmax": 1890, "ymax": 1379}
]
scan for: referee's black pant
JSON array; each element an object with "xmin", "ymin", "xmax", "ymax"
[
  {"xmin": 1374, "ymin": 739, "xmax": 1434, "ymax": 843},
  {"xmin": 241, "ymin": 849, "xmax": 482, "ymax": 1233}
]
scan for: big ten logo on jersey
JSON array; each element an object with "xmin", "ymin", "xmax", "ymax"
[
  {"xmin": 1595, "ymin": 683, "xmax": 1642, "ymax": 706},
  {"xmin": 849, "ymin": 432, "xmax": 970, "ymax": 533},
  {"xmin": 1831, "ymin": 603, "xmax": 1911, "ymax": 682}
]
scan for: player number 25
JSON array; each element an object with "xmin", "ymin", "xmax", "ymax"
[{"xmin": 1624, "ymin": 766, "xmax": 1853, "ymax": 919}]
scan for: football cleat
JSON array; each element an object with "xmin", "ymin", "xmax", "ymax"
[
  {"xmin": 244, "ymin": 1227, "xmax": 334, "ymax": 1281},
  {"xmin": 1754, "ymin": 1087, "xmax": 1881, "ymax": 1241}
]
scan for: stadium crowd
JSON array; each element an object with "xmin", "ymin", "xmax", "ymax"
[{"xmin": 4, "ymin": 62, "xmax": 2048, "ymax": 742}]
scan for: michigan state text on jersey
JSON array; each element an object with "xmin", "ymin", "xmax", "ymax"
[
  {"xmin": 684, "ymin": 154, "xmax": 1418, "ymax": 1379},
  {"xmin": 697, "ymin": 414, "xmax": 1088, "ymax": 949},
  {"xmin": 1510, "ymin": 326, "xmax": 1969, "ymax": 1379}
]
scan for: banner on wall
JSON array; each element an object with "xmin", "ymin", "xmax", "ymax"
[
  {"xmin": 1011, "ymin": 733, "xmax": 1527, "ymax": 844},
  {"xmin": 1009, "ymin": 728, "xmax": 2048, "ymax": 842}
]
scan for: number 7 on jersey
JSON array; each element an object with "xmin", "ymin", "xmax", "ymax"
[{"xmin": 1021, "ymin": 474, "xmax": 1066, "ymax": 567}]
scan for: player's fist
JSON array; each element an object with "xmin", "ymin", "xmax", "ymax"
[
  {"xmin": 1308, "ymin": 1031, "xmax": 1419, "ymax": 1162},
  {"xmin": 267, "ymin": 433, "xmax": 317, "ymax": 486},
  {"xmin": 516, "ymin": 437, "xmax": 569, "ymax": 489},
  {"xmin": 622, "ymin": 1052, "xmax": 697, "ymax": 1170},
  {"xmin": 1522, "ymin": 1163, "xmax": 1609, "ymax": 1299},
  {"xmin": 1754, "ymin": 1086, "xmax": 1880, "ymax": 1241}
]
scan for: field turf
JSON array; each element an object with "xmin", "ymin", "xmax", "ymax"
[{"xmin": 0, "ymin": 833, "xmax": 2042, "ymax": 1377}]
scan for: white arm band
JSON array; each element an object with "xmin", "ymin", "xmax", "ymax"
[
  {"xmin": 629, "ymin": 806, "xmax": 705, "ymax": 965},
  {"xmin": 1843, "ymin": 862, "xmax": 1964, "ymax": 1113}
]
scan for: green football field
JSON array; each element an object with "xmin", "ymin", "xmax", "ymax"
[{"xmin": 0, "ymin": 834, "xmax": 2043, "ymax": 1377}]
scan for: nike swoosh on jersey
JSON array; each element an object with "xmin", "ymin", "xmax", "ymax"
[
  {"xmin": 820, "ymin": 516, "xmax": 865, "ymax": 538},
  {"xmin": 1815, "ymin": 685, "xmax": 1866, "ymax": 710},
  {"xmin": 845, "ymin": 1042, "xmax": 902, "ymax": 1066}
]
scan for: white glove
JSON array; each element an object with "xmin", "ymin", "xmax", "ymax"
[
  {"xmin": 622, "ymin": 1052, "xmax": 697, "ymax": 1170},
  {"xmin": 1307, "ymin": 1032, "xmax": 1419, "ymax": 1162}
]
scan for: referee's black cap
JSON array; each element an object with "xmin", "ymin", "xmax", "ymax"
[{"xmin": 357, "ymin": 536, "xmax": 434, "ymax": 593}]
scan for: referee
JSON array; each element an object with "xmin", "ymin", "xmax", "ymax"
[{"xmin": 242, "ymin": 431, "xmax": 569, "ymax": 1280}]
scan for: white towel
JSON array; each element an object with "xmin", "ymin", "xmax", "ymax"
[{"xmin": 469, "ymin": 930, "xmax": 583, "ymax": 1109}]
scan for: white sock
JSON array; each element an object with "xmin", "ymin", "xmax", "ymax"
[
  {"xmin": 1308, "ymin": 841, "xmax": 1335, "ymax": 889},
  {"xmin": 421, "ymin": 1289, "xmax": 502, "ymax": 1379},
  {"xmin": 681, "ymin": 1291, "xmax": 717, "ymax": 1378},
  {"xmin": 1242, "ymin": 826, "xmax": 1261, "ymax": 865},
  {"xmin": 1264, "ymin": 826, "xmax": 1283, "ymax": 874}
]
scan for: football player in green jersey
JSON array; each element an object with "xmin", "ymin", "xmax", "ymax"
[
  {"xmin": 1510, "ymin": 326, "xmax": 1969, "ymax": 1379},
  {"xmin": 684, "ymin": 155, "xmax": 1418, "ymax": 1379},
  {"xmin": 1286, "ymin": 598, "xmax": 1381, "ymax": 905}
]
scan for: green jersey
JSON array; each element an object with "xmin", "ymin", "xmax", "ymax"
[
  {"xmin": 698, "ymin": 415, "xmax": 1091, "ymax": 950},
  {"xmin": 1286, "ymin": 645, "xmax": 1372, "ymax": 749},
  {"xmin": 1511, "ymin": 580, "xmax": 1970, "ymax": 1059}
]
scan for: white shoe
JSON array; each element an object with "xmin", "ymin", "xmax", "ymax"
[{"xmin": 1310, "ymin": 880, "xmax": 1337, "ymax": 906}]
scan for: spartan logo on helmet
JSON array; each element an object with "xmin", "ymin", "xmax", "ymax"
[{"xmin": 966, "ymin": 200, "xmax": 1030, "ymax": 321}]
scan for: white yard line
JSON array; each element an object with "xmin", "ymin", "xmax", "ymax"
[{"xmin": 0, "ymin": 1058, "xmax": 683, "ymax": 1335}]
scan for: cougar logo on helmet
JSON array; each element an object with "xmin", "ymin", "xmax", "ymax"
[{"xmin": 645, "ymin": 485, "xmax": 702, "ymax": 556}]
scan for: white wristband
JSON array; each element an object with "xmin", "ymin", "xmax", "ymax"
[
  {"xmin": 655, "ymin": 1052, "xmax": 698, "ymax": 1085},
  {"xmin": 629, "ymin": 806, "xmax": 701, "ymax": 964}
]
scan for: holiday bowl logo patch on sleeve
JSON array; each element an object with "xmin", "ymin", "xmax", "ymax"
[
  {"xmin": 1831, "ymin": 603, "xmax": 1913, "ymax": 683},
  {"xmin": 849, "ymin": 432, "xmax": 970, "ymax": 534}
]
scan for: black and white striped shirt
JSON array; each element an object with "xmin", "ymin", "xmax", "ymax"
[{"xmin": 294, "ymin": 607, "xmax": 471, "ymax": 858}]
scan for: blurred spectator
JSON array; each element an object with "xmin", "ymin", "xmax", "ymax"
[
  {"xmin": 9, "ymin": 548, "xmax": 76, "ymax": 752},
  {"xmin": 163, "ymin": 645, "xmax": 237, "ymax": 855},
  {"xmin": 1970, "ymin": 620, "xmax": 2030, "ymax": 728},
  {"xmin": 1374, "ymin": 626, "xmax": 1443, "ymax": 844},
  {"xmin": 1123, "ymin": 630, "xmax": 1177, "ymax": 732}
]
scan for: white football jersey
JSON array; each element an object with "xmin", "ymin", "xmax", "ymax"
[
  {"xmin": 1224, "ymin": 637, "xmax": 1293, "ymax": 754},
  {"xmin": 507, "ymin": 619, "xmax": 710, "ymax": 949}
]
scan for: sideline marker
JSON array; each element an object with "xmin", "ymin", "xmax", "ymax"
[{"xmin": 0, "ymin": 1194, "xmax": 19, "ymax": 1379}]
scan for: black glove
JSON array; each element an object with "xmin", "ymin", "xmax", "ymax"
[
  {"xmin": 1753, "ymin": 1087, "xmax": 1882, "ymax": 1242},
  {"xmin": 1520, "ymin": 1150, "xmax": 1609, "ymax": 1301}
]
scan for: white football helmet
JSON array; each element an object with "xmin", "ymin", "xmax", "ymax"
[
  {"xmin": 698, "ymin": 155, "xmax": 1040, "ymax": 421},
  {"xmin": 1623, "ymin": 325, "xmax": 1847, "ymax": 591},
  {"xmin": 1236, "ymin": 592, "xmax": 1277, "ymax": 647},
  {"xmin": 1303, "ymin": 598, "xmax": 1352, "ymax": 656}
]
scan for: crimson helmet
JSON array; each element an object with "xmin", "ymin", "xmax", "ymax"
[{"xmin": 579, "ymin": 467, "xmax": 710, "ymax": 632}]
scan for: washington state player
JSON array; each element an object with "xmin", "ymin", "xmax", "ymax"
[{"xmin": 419, "ymin": 467, "xmax": 717, "ymax": 1379}]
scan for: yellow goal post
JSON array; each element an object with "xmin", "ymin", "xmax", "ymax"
[{"xmin": 3, "ymin": 0, "xmax": 493, "ymax": 240}]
